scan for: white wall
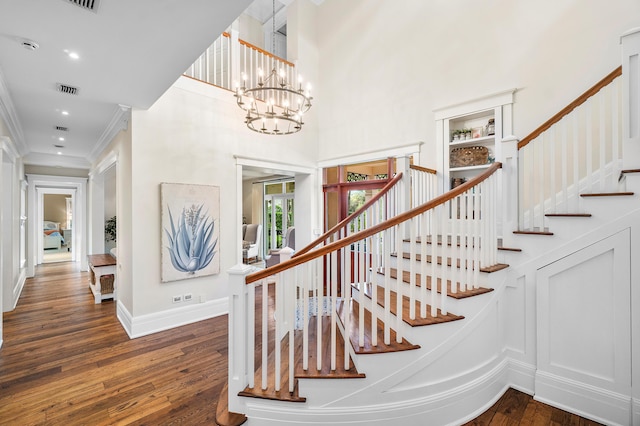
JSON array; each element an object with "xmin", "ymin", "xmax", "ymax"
[
  {"xmin": 128, "ymin": 76, "xmax": 317, "ymax": 321},
  {"xmin": 314, "ymin": 0, "xmax": 640, "ymax": 168},
  {"xmin": 91, "ymin": 126, "xmax": 132, "ymax": 314}
]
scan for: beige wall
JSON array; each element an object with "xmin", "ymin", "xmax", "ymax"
[
  {"xmin": 24, "ymin": 165, "xmax": 89, "ymax": 178},
  {"xmin": 314, "ymin": 0, "xmax": 640, "ymax": 168},
  {"xmin": 129, "ymin": 76, "xmax": 316, "ymax": 317},
  {"xmin": 43, "ymin": 194, "xmax": 68, "ymax": 227},
  {"xmin": 91, "ymin": 125, "xmax": 132, "ymax": 312}
]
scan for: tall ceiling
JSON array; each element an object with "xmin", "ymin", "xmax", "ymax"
[{"xmin": 0, "ymin": 0, "xmax": 254, "ymax": 169}]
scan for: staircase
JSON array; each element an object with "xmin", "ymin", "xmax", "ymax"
[{"xmin": 218, "ymin": 31, "xmax": 640, "ymax": 426}]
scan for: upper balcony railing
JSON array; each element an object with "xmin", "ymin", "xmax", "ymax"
[{"xmin": 184, "ymin": 31, "xmax": 299, "ymax": 97}]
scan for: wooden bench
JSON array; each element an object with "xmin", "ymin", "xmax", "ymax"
[{"xmin": 87, "ymin": 254, "xmax": 117, "ymax": 304}]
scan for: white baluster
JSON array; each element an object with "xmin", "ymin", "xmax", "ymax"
[
  {"xmin": 262, "ymin": 280, "xmax": 268, "ymax": 390},
  {"xmin": 439, "ymin": 203, "xmax": 448, "ymax": 315},
  {"xmin": 302, "ymin": 263, "xmax": 309, "ymax": 372},
  {"xmin": 409, "ymin": 217, "xmax": 416, "ymax": 319},
  {"xmin": 247, "ymin": 283, "xmax": 255, "ymax": 389},
  {"xmin": 420, "ymin": 212, "xmax": 428, "ymax": 318},
  {"xmin": 331, "ymin": 251, "xmax": 337, "ymax": 371},
  {"xmin": 430, "ymin": 202, "xmax": 438, "ymax": 317},
  {"xmin": 450, "ymin": 198, "xmax": 457, "ymax": 295},
  {"xmin": 316, "ymin": 257, "xmax": 322, "ymax": 372},
  {"xmin": 384, "ymin": 228, "xmax": 391, "ymax": 345}
]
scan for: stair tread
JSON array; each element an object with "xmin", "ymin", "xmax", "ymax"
[
  {"xmin": 545, "ymin": 213, "xmax": 592, "ymax": 217},
  {"xmin": 580, "ymin": 192, "xmax": 634, "ymax": 197},
  {"xmin": 513, "ymin": 229, "xmax": 554, "ymax": 235},
  {"xmin": 498, "ymin": 246, "xmax": 522, "ymax": 252},
  {"xmin": 294, "ymin": 315, "xmax": 366, "ymax": 379},
  {"xmin": 393, "ymin": 252, "xmax": 508, "ymax": 273},
  {"xmin": 379, "ymin": 268, "xmax": 494, "ymax": 299},
  {"xmin": 337, "ymin": 300, "xmax": 420, "ymax": 354},
  {"xmin": 215, "ymin": 382, "xmax": 247, "ymax": 426},
  {"xmin": 239, "ymin": 331, "xmax": 306, "ymax": 402},
  {"xmin": 357, "ymin": 282, "xmax": 464, "ymax": 327},
  {"xmin": 621, "ymin": 169, "xmax": 640, "ymax": 174}
]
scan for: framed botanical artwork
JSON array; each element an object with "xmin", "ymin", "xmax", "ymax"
[{"xmin": 160, "ymin": 183, "xmax": 220, "ymax": 282}]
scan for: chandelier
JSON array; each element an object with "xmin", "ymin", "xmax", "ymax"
[{"xmin": 234, "ymin": 0, "xmax": 312, "ymax": 135}]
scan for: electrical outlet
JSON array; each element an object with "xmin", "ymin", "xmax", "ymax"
[
  {"xmin": 172, "ymin": 295, "xmax": 182, "ymax": 303},
  {"xmin": 184, "ymin": 293, "xmax": 193, "ymax": 302}
]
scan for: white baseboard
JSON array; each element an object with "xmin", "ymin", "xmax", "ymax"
[
  {"xmin": 507, "ymin": 359, "xmax": 536, "ymax": 395},
  {"xmin": 535, "ymin": 371, "xmax": 631, "ymax": 426},
  {"xmin": 9, "ymin": 269, "xmax": 27, "ymax": 311},
  {"xmin": 116, "ymin": 297, "xmax": 228, "ymax": 339}
]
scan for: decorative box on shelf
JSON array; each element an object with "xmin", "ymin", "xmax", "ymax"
[{"xmin": 450, "ymin": 146, "xmax": 489, "ymax": 168}]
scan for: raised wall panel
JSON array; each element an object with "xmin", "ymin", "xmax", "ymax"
[
  {"xmin": 536, "ymin": 229, "xmax": 631, "ymax": 425},
  {"xmin": 505, "ymin": 275, "xmax": 526, "ymax": 355}
]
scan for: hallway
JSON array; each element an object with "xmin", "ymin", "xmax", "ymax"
[{"xmin": 0, "ymin": 262, "xmax": 228, "ymax": 425}]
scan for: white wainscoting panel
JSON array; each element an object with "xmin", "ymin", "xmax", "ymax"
[
  {"xmin": 536, "ymin": 229, "xmax": 631, "ymax": 425},
  {"xmin": 505, "ymin": 274, "xmax": 526, "ymax": 355}
]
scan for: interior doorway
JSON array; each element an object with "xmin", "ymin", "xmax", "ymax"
[
  {"xmin": 264, "ymin": 180, "xmax": 294, "ymax": 253},
  {"xmin": 41, "ymin": 190, "xmax": 74, "ymax": 264}
]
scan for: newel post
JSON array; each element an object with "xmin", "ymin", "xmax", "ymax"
[
  {"xmin": 500, "ymin": 136, "xmax": 519, "ymax": 247},
  {"xmin": 621, "ymin": 28, "xmax": 640, "ymax": 170},
  {"xmin": 226, "ymin": 263, "xmax": 254, "ymax": 414}
]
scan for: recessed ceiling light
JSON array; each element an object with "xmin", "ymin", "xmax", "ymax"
[
  {"xmin": 58, "ymin": 137, "xmax": 65, "ymax": 141},
  {"xmin": 57, "ymin": 151, "xmax": 62, "ymax": 155},
  {"xmin": 61, "ymin": 111, "xmax": 69, "ymax": 116},
  {"xmin": 64, "ymin": 49, "xmax": 80, "ymax": 60}
]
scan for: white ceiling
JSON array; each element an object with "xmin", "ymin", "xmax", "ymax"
[{"xmin": 0, "ymin": 0, "xmax": 254, "ymax": 169}]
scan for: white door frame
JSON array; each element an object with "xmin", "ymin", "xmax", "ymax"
[
  {"xmin": 37, "ymin": 187, "xmax": 76, "ymax": 264},
  {"xmin": 26, "ymin": 174, "xmax": 88, "ymax": 276}
]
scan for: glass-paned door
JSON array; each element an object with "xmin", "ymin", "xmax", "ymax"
[{"xmin": 264, "ymin": 193, "xmax": 294, "ymax": 252}]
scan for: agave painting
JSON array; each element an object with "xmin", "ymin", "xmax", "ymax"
[{"xmin": 165, "ymin": 203, "xmax": 217, "ymax": 275}]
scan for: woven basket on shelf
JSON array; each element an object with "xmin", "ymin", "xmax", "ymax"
[
  {"xmin": 100, "ymin": 274, "xmax": 114, "ymax": 294},
  {"xmin": 450, "ymin": 146, "xmax": 489, "ymax": 168}
]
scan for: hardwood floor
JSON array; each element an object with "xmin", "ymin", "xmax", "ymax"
[
  {"xmin": 0, "ymin": 262, "xmax": 228, "ymax": 425},
  {"xmin": 0, "ymin": 262, "xmax": 602, "ymax": 425}
]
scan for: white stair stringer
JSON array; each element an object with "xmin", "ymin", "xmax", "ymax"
[{"xmin": 240, "ymin": 268, "xmax": 515, "ymax": 426}]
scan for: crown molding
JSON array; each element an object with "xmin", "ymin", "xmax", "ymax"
[
  {"xmin": 0, "ymin": 67, "xmax": 28, "ymax": 156},
  {"xmin": 1, "ymin": 135, "xmax": 20, "ymax": 161},
  {"xmin": 88, "ymin": 104, "xmax": 131, "ymax": 163}
]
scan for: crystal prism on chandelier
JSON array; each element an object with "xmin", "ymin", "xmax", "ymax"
[{"xmin": 235, "ymin": 67, "xmax": 312, "ymax": 135}]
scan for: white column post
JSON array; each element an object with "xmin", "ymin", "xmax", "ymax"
[
  {"xmin": 621, "ymin": 28, "xmax": 640, "ymax": 170},
  {"xmin": 500, "ymin": 136, "xmax": 519, "ymax": 248},
  {"xmin": 623, "ymin": 27, "xmax": 640, "ymax": 426},
  {"xmin": 227, "ymin": 263, "xmax": 254, "ymax": 414}
]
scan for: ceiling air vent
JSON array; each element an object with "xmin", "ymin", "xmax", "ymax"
[
  {"xmin": 65, "ymin": 0, "xmax": 100, "ymax": 12},
  {"xmin": 55, "ymin": 126, "xmax": 69, "ymax": 132},
  {"xmin": 56, "ymin": 83, "xmax": 79, "ymax": 96}
]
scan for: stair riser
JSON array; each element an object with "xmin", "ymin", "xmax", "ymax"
[
  {"xmin": 366, "ymin": 275, "xmax": 482, "ymax": 310},
  {"xmin": 401, "ymin": 240, "xmax": 475, "ymax": 257},
  {"xmin": 388, "ymin": 256, "xmax": 490, "ymax": 286}
]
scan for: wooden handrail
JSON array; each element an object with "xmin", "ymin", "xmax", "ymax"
[
  {"xmin": 238, "ymin": 39, "xmax": 295, "ymax": 68},
  {"xmin": 409, "ymin": 164, "xmax": 437, "ymax": 174},
  {"xmin": 246, "ymin": 163, "xmax": 502, "ymax": 284},
  {"xmin": 220, "ymin": 31, "xmax": 295, "ymax": 67},
  {"xmin": 518, "ymin": 66, "xmax": 622, "ymax": 150},
  {"xmin": 294, "ymin": 173, "xmax": 404, "ymax": 258}
]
